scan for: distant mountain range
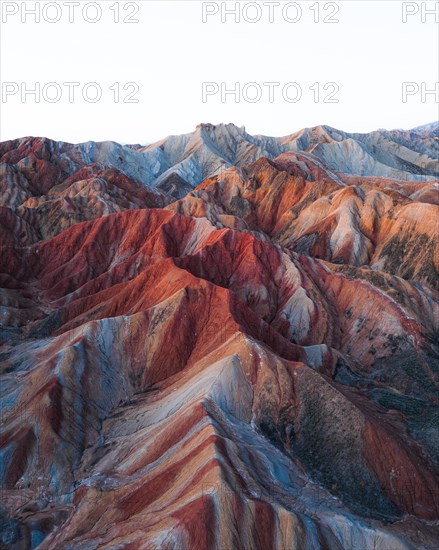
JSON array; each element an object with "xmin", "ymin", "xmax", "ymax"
[{"xmin": 1, "ymin": 122, "xmax": 437, "ymax": 201}]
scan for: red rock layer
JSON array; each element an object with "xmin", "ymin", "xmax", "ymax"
[{"xmin": 168, "ymin": 157, "xmax": 439, "ymax": 288}]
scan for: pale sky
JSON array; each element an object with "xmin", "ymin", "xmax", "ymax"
[{"xmin": 0, "ymin": 0, "xmax": 438, "ymax": 144}]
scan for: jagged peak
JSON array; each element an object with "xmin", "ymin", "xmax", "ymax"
[{"xmin": 195, "ymin": 122, "xmax": 246, "ymax": 133}]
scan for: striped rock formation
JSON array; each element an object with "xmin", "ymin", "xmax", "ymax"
[{"xmin": 0, "ymin": 124, "xmax": 438, "ymax": 549}]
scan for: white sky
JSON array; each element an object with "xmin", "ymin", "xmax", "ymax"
[{"xmin": 0, "ymin": 0, "xmax": 438, "ymax": 144}]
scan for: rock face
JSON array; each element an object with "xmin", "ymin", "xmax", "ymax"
[
  {"xmin": 0, "ymin": 124, "xmax": 438, "ymax": 549},
  {"xmin": 169, "ymin": 156, "xmax": 439, "ymax": 288},
  {"xmin": 1, "ymin": 121, "xmax": 437, "ymax": 200}
]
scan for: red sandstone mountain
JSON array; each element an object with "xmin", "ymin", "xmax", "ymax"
[{"xmin": 0, "ymin": 126, "xmax": 438, "ymax": 549}]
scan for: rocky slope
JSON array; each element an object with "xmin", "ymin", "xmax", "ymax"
[
  {"xmin": 169, "ymin": 155, "xmax": 439, "ymax": 288},
  {"xmin": 0, "ymin": 125, "xmax": 438, "ymax": 549},
  {"xmin": 1, "ymin": 120, "xmax": 437, "ymax": 200}
]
